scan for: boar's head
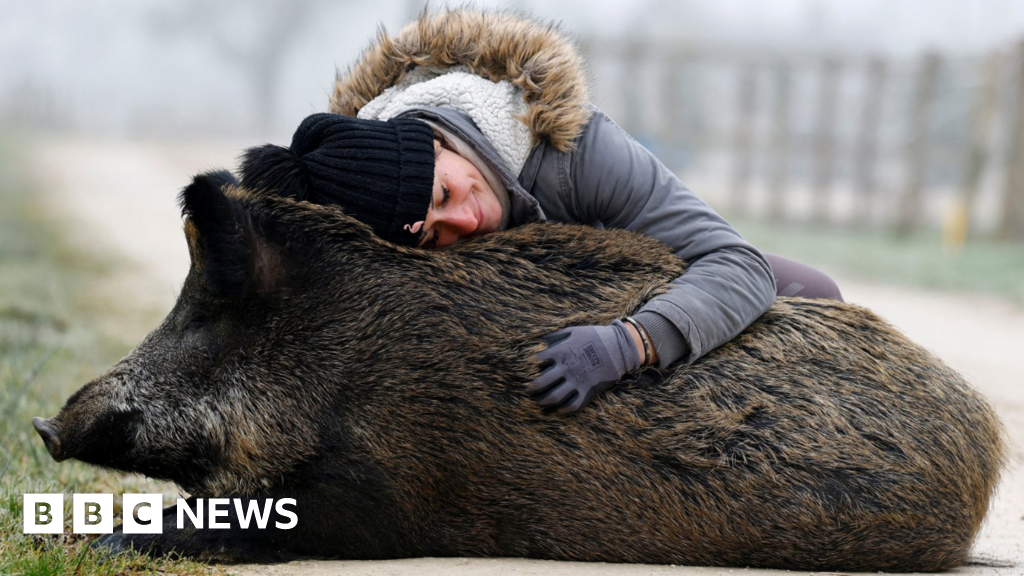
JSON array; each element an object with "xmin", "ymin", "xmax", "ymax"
[
  {"xmin": 33, "ymin": 170, "xmax": 682, "ymax": 498},
  {"xmin": 32, "ymin": 171, "xmax": 405, "ymax": 496}
]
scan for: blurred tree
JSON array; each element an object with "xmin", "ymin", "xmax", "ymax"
[{"xmin": 149, "ymin": 0, "xmax": 327, "ymax": 136}]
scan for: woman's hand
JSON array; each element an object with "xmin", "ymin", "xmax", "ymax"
[{"xmin": 528, "ymin": 320, "xmax": 646, "ymax": 414}]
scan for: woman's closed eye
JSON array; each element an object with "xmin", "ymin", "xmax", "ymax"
[{"xmin": 420, "ymin": 185, "xmax": 451, "ymax": 248}]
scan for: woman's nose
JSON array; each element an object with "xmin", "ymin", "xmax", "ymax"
[{"xmin": 435, "ymin": 200, "xmax": 477, "ymax": 236}]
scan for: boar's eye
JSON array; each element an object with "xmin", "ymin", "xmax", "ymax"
[{"xmin": 187, "ymin": 310, "xmax": 212, "ymax": 330}]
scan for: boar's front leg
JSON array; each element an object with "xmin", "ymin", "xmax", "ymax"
[{"xmin": 92, "ymin": 497, "xmax": 298, "ymax": 563}]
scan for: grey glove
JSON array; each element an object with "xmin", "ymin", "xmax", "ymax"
[{"xmin": 527, "ymin": 320, "xmax": 641, "ymax": 414}]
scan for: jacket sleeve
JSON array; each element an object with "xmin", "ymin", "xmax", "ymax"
[{"xmin": 569, "ymin": 109, "xmax": 776, "ymax": 368}]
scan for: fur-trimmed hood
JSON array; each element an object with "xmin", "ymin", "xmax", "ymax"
[{"xmin": 329, "ymin": 8, "xmax": 591, "ymax": 153}]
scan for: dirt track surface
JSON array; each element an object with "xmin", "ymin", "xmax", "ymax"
[{"xmin": 27, "ymin": 136, "xmax": 1024, "ymax": 576}]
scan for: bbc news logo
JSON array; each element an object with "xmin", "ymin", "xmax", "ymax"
[{"xmin": 23, "ymin": 494, "xmax": 297, "ymax": 534}]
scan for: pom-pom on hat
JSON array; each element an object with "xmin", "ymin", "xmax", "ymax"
[{"xmin": 240, "ymin": 112, "xmax": 436, "ymax": 246}]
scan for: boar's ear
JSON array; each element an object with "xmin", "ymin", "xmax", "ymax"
[{"xmin": 179, "ymin": 170, "xmax": 285, "ymax": 299}]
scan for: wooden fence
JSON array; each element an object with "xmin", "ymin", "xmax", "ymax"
[{"xmin": 581, "ymin": 39, "xmax": 1024, "ymax": 242}]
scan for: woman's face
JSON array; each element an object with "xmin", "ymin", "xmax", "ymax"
[{"xmin": 407, "ymin": 140, "xmax": 503, "ymax": 248}]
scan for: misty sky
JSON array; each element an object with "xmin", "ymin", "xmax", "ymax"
[{"xmin": 3, "ymin": 0, "xmax": 1024, "ymax": 138}]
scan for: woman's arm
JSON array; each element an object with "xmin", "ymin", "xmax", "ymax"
[{"xmin": 566, "ymin": 108, "xmax": 776, "ymax": 368}]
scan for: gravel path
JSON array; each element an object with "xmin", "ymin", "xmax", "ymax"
[{"xmin": 28, "ymin": 136, "xmax": 1024, "ymax": 576}]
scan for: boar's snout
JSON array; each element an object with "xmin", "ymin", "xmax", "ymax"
[{"xmin": 33, "ymin": 417, "xmax": 67, "ymax": 462}]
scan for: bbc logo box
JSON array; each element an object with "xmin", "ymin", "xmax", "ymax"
[
  {"xmin": 72, "ymin": 494, "xmax": 114, "ymax": 534},
  {"xmin": 23, "ymin": 494, "xmax": 64, "ymax": 534}
]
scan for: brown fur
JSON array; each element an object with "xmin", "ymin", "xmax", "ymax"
[
  {"xmin": 183, "ymin": 219, "xmax": 202, "ymax": 272},
  {"xmin": 39, "ymin": 177, "xmax": 1005, "ymax": 571},
  {"xmin": 329, "ymin": 8, "xmax": 592, "ymax": 152}
]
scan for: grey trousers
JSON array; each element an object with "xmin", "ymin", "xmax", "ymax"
[{"xmin": 764, "ymin": 253, "xmax": 844, "ymax": 302}]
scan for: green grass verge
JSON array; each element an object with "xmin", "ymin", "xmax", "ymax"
[
  {"xmin": 0, "ymin": 142, "xmax": 218, "ymax": 574},
  {"xmin": 730, "ymin": 216, "xmax": 1024, "ymax": 306}
]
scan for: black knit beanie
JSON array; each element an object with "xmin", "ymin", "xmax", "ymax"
[{"xmin": 240, "ymin": 112, "xmax": 436, "ymax": 246}]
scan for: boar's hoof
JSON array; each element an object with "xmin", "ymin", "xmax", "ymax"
[
  {"xmin": 92, "ymin": 529, "xmax": 161, "ymax": 559},
  {"xmin": 32, "ymin": 417, "xmax": 66, "ymax": 462},
  {"xmin": 91, "ymin": 532, "xmax": 120, "ymax": 550},
  {"xmin": 90, "ymin": 531, "xmax": 134, "ymax": 561}
]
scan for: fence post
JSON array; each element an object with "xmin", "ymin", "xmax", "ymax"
[
  {"xmin": 896, "ymin": 52, "xmax": 941, "ymax": 236},
  {"xmin": 766, "ymin": 62, "xmax": 792, "ymax": 221},
  {"xmin": 659, "ymin": 45, "xmax": 686, "ymax": 148},
  {"xmin": 730, "ymin": 62, "xmax": 758, "ymax": 215},
  {"xmin": 811, "ymin": 58, "xmax": 842, "ymax": 223},
  {"xmin": 953, "ymin": 51, "xmax": 1002, "ymax": 244},
  {"xmin": 621, "ymin": 39, "xmax": 646, "ymax": 136},
  {"xmin": 998, "ymin": 41, "xmax": 1024, "ymax": 242},
  {"xmin": 852, "ymin": 57, "xmax": 888, "ymax": 226}
]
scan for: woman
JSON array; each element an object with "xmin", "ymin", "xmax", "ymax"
[{"xmin": 240, "ymin": 9, "xmax": 842, "ymax": 414}]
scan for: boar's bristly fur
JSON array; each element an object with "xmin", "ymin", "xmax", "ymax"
[{"xmin": 38, "ymin": 173, "xmax": 1004, "ymax": 571}]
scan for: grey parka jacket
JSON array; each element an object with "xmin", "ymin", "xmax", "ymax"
[
  {"xmin": 401, "ymin": 105, "xmax": 776, "ymax": 368},
  {"xmin": 329, "ymin": 9, "xmax": 776, "ymax": 368}
]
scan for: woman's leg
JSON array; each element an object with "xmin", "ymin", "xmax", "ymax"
[{"xmin": 763, "ymin": 253, "xmax": 844, "ymax": 302}]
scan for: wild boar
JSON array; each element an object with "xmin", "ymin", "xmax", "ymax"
[{"xmin": 33, "ymin": 171, "xmax": 1004, "ymax": 571}]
